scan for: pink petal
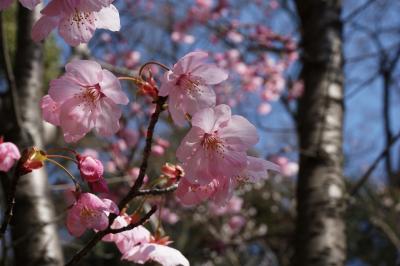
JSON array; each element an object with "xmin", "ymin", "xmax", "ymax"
[
  {"xmin": 122, "ymin": 244, "xmax": 189, "ymax": 266},
  {"xmin": 99, "ymin": 69, "xmax": 128, "ymax": 105},
  {"xmin": 0, "ymin": 0, "xmax": 12, "ymax": 11},
  {"xmin": 174, "ymin": 51, "xmax": 208, "ymax": 75},
  {"xmin": 78, "ymin": 0, "xmax": 113, "ymax": 12},
  {"xmin": 219, "ymin": 115, "xmax": 259, "ymax": 151},
  {"xmin": 66, "ymin": 207, "xmax": 86, "ymax": 237},
  {"xmin": 48, "ymin": 75, "xmax": 82, "ymax": 102},
  {"xmin": 95, "ymin": 5, "xmax": 120, "ymax": 31},
  {"xmin": 59, "ymin": 12, "xmax": 96, "ymax": 46},
  {"xmin": 19, "ymin": 0, "xmax": 41, "ymax": 9},
  {"xmin": 191, "ymin": 104, "xmax": 231, "ymax": 133},
  {"xmin": 191, "ymin": 64, "xmax": 228, "ymax": 85},
  {"xmin": 94, "ymin": 98, "xmax": 122, "ymax": 137},
  {"xmin": 65, "ymin": 60, "xmax": 102, "ymax": 86},
  {"xmin": 40, "ymin": 95, "xmax": 61, "ymax": 126},
  {"xmin": 176, "ymin": 127, "xmax": 203, "ymax": 161},
  {"xmin": 31, "ymin": 15, "xmax": 59, "ymax": 43}
]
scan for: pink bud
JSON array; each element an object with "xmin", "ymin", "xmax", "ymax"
[{"xmin": 77, "ymin": 155, "xmax": 104, "ymax": 183}]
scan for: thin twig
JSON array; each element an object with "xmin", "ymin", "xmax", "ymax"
[
  {"xmin": 350, "ymin": 131, "xmax": 400, "ymax": 196},
  {"xmin": 136, "ymin": 184, "xmax": 178, "ymax": 197},
  {"xmin": 118, "ymin": 96, "xmax": 167, "ymax": 209}
]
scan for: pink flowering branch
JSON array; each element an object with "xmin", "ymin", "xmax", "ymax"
[
  {"xmin": 65, "ymin": 206, "xmax": 157, "ymax": 266},
  {"xmin": 66, "ymin": 95, "xmax": 167, "ymax": 266}
]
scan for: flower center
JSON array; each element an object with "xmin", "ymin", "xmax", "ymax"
[
  {"xmin": 176, "ymin": 74, "xmax": 202, "ymax": 93},
  {"xmin": 201, "ymin": 133, "xmax": 224, "ymax": 154},
  {"xmin": 76, "ymin": 84, "xmax": 104, "ymax": 107},
  {"xmin": 80, "ymin": 207, "xmax": 95, "ymax": 218},
  {"xmin": 71, "ymin": 10, "xmax": 96, "ymax": 29}
]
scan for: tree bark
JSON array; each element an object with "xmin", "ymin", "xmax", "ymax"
[
  {"xmin": 0, "ymin": 4, "xmax": 64, "ymax": 266},
  {"xmin": 293, "ymin": 1, "xmax": 346, "ymax": 266}
]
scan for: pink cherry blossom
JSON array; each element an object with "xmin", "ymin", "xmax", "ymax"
[
  {"xmin": 0, "ymin": 0, "xmax": 40, "ymax": 11},
  {"xmin": 176, "ymin": 176, "xmax": 233, "ymax": 206},
  {"xmin": 77, "ymin": 154, "xmax": 104, "ymax": 182},
  {"xmin": 0, "ymin": 139, "xmax": 21, "ymax": 172},
  {"xmin": 234, "ymin": 156, "xmax": 280, "ymax": 184},
  {"xmin": 159, "ymin": 51, "xmax": 228, "ymax": 126},
  {"xmin": 103, "ymin": 216, "xmax": 189, "ymax": 266},
  {"xmin": 41, "ymin": 60, "xmax": 129, "ymax": 143},
  {"xmin": 176, "ymin": 104, "xmax": 259, "ymax": 184},
  {"xmin": 122, "ymin": 243, "xmax": 189, "ymax": 266},
  {"xmin": 66, "ymin": 193, "xmax": 118, "ymax": 237},
  {"xmin": 31, "ymin": 0, "xmax": 120, "ymax": 46}
]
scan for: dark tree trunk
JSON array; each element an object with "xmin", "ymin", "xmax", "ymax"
[
  {"xmin": 0, "ymin": 4, "xmax": 64, "ymax": 266},
  {"xmin": 293, "ymin": 1, "xmax": 346, "ymax": 266}
]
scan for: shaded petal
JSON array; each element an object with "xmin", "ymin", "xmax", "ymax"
[
  {"xmin": 31, "ymin": 15, "xmax": 59, "ymax": 43},
  {"xmin": 0, "ymin": 0, "xmax": 12, "ymax": 11},
  {"xmin": 20, "ymin": 0, "xmax": 41, "ymax": 9},
  {"xmin": 40, "ymin": 95, "xmax": 61, "ymax": 126},
  {"xmin": 122, "ymin": 244, "xmax": 189, "ymax": 266},
  {"xmin": 59, "ymin": 12, "xmax": 96, "ymax": 46},
  {"xmin": 48, "ymin": 75, "xmax": 82, "ymax": 102},
  {"xmin": 94, "ymin": 98, "xmax": 122, "ymax": 137},
  {"xmin": 66, "ymin": 207, "xmax": 86, "ymax": 237},
  {"xmin": 99, "ymin": 70, "xmax": 128, "ymax": 104}
]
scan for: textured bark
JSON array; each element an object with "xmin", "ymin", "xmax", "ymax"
[
  {"xmin": 0, "ymin": 5, "xmax": 64, "ymax": 266},
  {"xmin": 293, "ymin": 1, "xmax": 346, "ymax": 266}
]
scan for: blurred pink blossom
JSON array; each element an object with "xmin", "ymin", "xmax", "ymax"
[{"xmin": 0, "ymin": 138, "xmax": 21, "ymax": 172}]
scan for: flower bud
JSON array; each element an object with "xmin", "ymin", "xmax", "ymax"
[{"xmin": 77, "ymin": 155, "xmax": 104, "ymax": 183}]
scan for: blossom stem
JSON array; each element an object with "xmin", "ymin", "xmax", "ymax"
[
  {"xmin": 46, "ymin": 147, "xmax": 77, "ymax": 156},
  {"xmin": 138, "ymin": 61, "xmax": 170, "ymax": 78},
  {"xmin": 46, "ymin": 158, "xmax": 79, "ymax": 187},
  {"xmin": 47, "ymin": 154, "xmax": 78, "ymax": 164}
]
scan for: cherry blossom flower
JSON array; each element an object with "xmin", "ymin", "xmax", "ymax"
[
  {"xmin": 41, "ymin": 60, "xmax": 129, "ymax": 143},
  {"xmin": 103, "ymin": 216, "xmax": 189, "ymax": 266},
  {"xmin": 0, "ymin": 0, "xmax": 40, "ymax": 11},
  {"xmin": 159, "ymin": 51, "xmax": 228, "ymax": 126},
  {"xmin": 66, "ymin": 193, "xmax": 118, "ymax": 237},
  {"xmin": 31, "ymin": 0, "xmax": 120, "ymax": 46},
  {"xmin": 0, "ymin": 138, "xmax": 21, "ymax": 172},
  {"xmin": 176, "ymin": 176, "xmax": 233, "ymax": 206},
  {"xmin": 176, "ymin": 104, "xmax": 258, "ymax": 184},
  {"xmin": 234, "ymin": 156, "xmax": 280, "ymax": 184},
  {"xmin": 77, "ymin": 154, "xmax": 104, "ymax": 183}
]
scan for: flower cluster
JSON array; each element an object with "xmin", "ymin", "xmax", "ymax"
[{"xmin": 158, "ymin": 53, "xmax": 280, "ymax": 206}]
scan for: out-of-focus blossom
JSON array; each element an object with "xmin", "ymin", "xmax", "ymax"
[
  {"xmin": 159, "ymin": 52, "xmax": 228, "ymax": 126},
  {"xmin": 176, "ymin": 176, "xmax": 233, "ymax": 206},
  {"xmin": 228, "ymin": 215, "xmax": 246, "ymax": 233},
  {"xmin": 159, "ymin": 208, "xmax": 180, "ymax": 225},
  {"xmin": 66, "ymin": 193, "xmax": 118, "ymax": 237},
  {"xmin": 151, "ymin": 145, "xmax": 165, "ymax": 156},
  {"xmin": 41, "ymin": 60, "xmax": 129, "ymax": 143},
  {"xmin": 128, "ymin": 167, "xmax": 148, "ymax": 185},
  {"xmin": 31, "ymin": 0, "xmax": 120, "ymax": 46},
  {"xmin": 257, "ymin": 102, "xmax": 272, "ymax": 115},
  {"xmin": 234, "ymin": 156, "xmax": 280, "ymax": 184},
  {"xmin": 270, "ymin": 156, "xmax": 298, "ymax": 177},
  {"xmin": 209, "ymin": 195, "xmax": 243, "ymax": 216},
  {"xmin": 0, "ymin": 138, "xmax": 21, "ymax": 172},
  {"xmin": 0, "ymin": 0, "xmax": 40, "ymax": 11},
  {"xmin": 177, "ymin": 104, "xmax": 258, "ymax": 184}
]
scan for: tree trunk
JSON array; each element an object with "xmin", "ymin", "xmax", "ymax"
[
  {"xmin": 293, "ymin": 1, "xmax": 346, "ymax": 266},
  {"xmin": 0, "ymin": 4, "xmax": 64, "ymax": 266}
]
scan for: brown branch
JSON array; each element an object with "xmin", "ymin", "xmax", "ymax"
[
  {"xmin": 350, "ymin": 131, "xmax": 400, "ymax": 196},
  {"xmin": 135, "ymin": 184, "xmax": 178, "ymax": 197},
  {"xmin": 118, "ymin": 96, "xmax": 167, "ymax": 209},
  {"xmin": 65, "ymin": 206, "xmax": 157, "ymax": 266}
]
